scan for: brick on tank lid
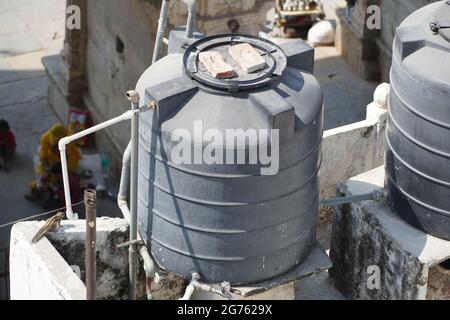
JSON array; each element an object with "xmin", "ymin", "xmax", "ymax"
[
  {"xmin": 229, "ymin": 43, "xmax": 266, "ymax": 73},
  {"xmin": 198, "ymin": 51, "xmax": 234, "ymax": 79}
]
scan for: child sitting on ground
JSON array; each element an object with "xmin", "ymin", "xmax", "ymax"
[{"xmin": 0, "ymin": 119, "xmax": 16, "ymax": 171}]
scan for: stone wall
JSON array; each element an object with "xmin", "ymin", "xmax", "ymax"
[{"xmin": 84, "ymin": 0, "xmax": 157, "ymax": 158}]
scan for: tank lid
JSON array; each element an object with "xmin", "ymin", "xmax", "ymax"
[
  {"xmin": 428, "ymin": 1, "xmax": 450, "ymax": 42},
  {"xmin": 183, "ymin": 34, "xmax": 287, "ymax": 92},
  {"xmin": 395, "ymin": 1, "xmax": 450, "ymax": 60}
]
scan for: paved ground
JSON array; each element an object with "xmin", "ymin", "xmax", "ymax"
[
  {"xmin": 0, "ymin": 0, "xmax": 66, "ymax": 248},
  {"xmin": 317, "ymin": 0, "xmax": 378, "ymax": 130},
  {"xmin": 315, "ymin": 46, "xmax": 378, "ymax": 130},
  {"xmin": 0, "ymin": 0, "xmax": 122, "ymax": 299},
  {"xmin": 0, "ymin": 0, "xmax": 67, "ymax": 299}
]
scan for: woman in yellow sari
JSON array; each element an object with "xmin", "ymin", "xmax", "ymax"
[{"xmin": 26, "ymin": 123, "xmax": 81, "ymax": 202}]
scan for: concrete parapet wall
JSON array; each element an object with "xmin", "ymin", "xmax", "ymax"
[
  {"xmin": 321, "ymin": 85, "xmax": 388, "ymax": 199},
  {"xmin": 10, "ymin": 221, "xmax": 86, "ymax": 300},
  {"xmin": 9, "ymin": 218, "xmax": 140, "ymax": 300},
  {"xmin": 329, "ymin": 166, "xmax": 450, "ymax": 300}
]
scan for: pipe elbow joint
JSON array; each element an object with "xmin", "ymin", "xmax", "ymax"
[
  {"xmin": 126, "ymin": 90, "xmax": 140, "ymax": 104},
  {"xmin": 58, "ymin": 137, "xmax": 69, "ymax": 151},
  {"xmin": 122, "ymin": 144, "xmax": 132, "ymax": 165},
  {"xmin": 139, "ymin": 246, "xmax": 156, "ymax": 278}
]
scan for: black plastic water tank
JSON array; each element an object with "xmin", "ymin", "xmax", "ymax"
[
  {"xmin": 135, "ymin": 34, "xmax": 323, "ymax": 284},
  {"xmin": 386, "ymin": 1, "xmax": 450, "ymax": 240}
]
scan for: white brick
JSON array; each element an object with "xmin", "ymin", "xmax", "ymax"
[
  {"xmin": 198, "ymin": 51, "xmax": 234, "ymax": 79},
  {"xmin": 229, "ymin": 43, "xmax": 266, "ymax": 73}
]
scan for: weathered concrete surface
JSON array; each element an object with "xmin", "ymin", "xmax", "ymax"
[
  {"xmin": 10, "ymin": 221, "xmax": 85, "ymax": 300},
  {"xmin": 427, "ymin": 264, "xmax": 450, "ymax": 300},
  {"xmin": 329, "ymin": 166, "xmax": 450, "ymax": 300},
  {"xmin": 47, "ymin": 218, "xmax": 145, "ymax": 300},
  {"xmin": 10, "ymin": 218, "xmax": 145, "ymax": 300}
]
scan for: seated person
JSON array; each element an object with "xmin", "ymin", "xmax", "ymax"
[
  {"xmin": 42, "ymin": 163, "xmax": 81, "ymax": 210},
  {"xmin": 26, "ymin": 123, "xmax": 81, "ymax": 202},
  {"xmin": 0, "ymin": 119, "xmax": 16, "ymax": 171}
]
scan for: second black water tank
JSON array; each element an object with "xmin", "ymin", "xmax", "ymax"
[{"xmin": 386, "ymin": 0, "xmax": 450, "ymax": 240}]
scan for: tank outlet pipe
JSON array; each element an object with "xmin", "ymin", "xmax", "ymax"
[
  {"xmin": 152, "ymin": 0, "xmax": 171, "ymax": 64},
  {"xmin": 185, "ymin": 0, "xmax": 197, "ymax": 38},
  {"xmin": 58, "ymin": 98, "xmax": 151, "ymax": 220},
  {"xmin": 117, "ymin": 141, "xmax": 156, "ymax": 295},
  {"xmin": 320, "ymin": 190, "xmax": 384, "ymax": 207},
  {"xmin": 128, "ymin": 90, "xmax": 140, "ymax": 300},
  {"xmin": 179, "ymin": 272, "xmax": 232, "ymax": 300}
]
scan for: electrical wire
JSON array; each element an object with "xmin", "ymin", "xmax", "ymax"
[{"xmin": 0, "ymin": 200, "xmax": 84, "ymax": 229}]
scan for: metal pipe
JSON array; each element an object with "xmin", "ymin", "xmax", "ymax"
[
  {"xmin": 128, "ymin": 90, "xmax": 140, "ymax": 300},
  {"xmin": 320, "ymin": 190, "xmax": 384, "ymax": 207},
  {"xmin": 185, "ymin": 0, "xmax": 197, "ymax": 38},
  {"xmin": 59, "ymin": 109, "xmax": 138, "ymax": 220},
  {"xmin": 152, "ymin": 0, "xmax": 171, "ymax": 64},
  {"xmin": 84, "ymin": 189, "xmax": 97, "ymax": 300}
]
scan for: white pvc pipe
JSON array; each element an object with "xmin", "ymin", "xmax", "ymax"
[
  {"xmin": 179, "ymin": 272, "xmax": 231, "ymax": 300},
  {"xmin": 117, "ymin": 147, "xmax": 155, "ymax": 280},
  {"xmin": 59, "ymin": 109, "xmax": 137, "ymax": 220},
  {"xmin": 152, "ymin": 0, "xmax": 171, "ymax": 64},
  {"xmin": 185, "ymin": 0, "xmax": 197, "ymax": 38},
  {"xmin": 129, "ymin": 98, "xmax": 140, "ymax": 300}
]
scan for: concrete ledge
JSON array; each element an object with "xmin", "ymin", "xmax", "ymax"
[
  {"xmin": 321, "ymin": 100, "xmax": 387, "ymax": 199},
  {"xmin": 329, "ymin": 166, "xmax": 450, "ymax": 300},
  {"xmin": 10, "ymin": 221, "xmax": 86, "ymax": 300},
  {"xmin": 9, "ymin": 218, "xmax": 143, "ymax": 300}
]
